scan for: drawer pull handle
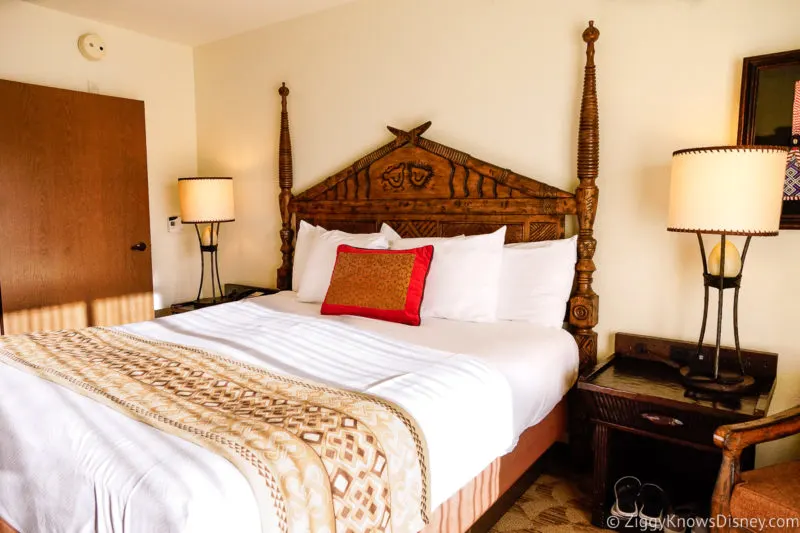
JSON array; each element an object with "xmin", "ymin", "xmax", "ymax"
[{"xmin": 640, "ymin": 413, "xmax": 684, "ymax": 426}]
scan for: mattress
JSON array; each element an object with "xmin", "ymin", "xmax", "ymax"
[
  {"xmin": 253, "ymin": 291, "xmax": 579, "ymax": 437},
  {"xmin": 0, "ymin": 292, "xmax": 577, "ymax": 533}
]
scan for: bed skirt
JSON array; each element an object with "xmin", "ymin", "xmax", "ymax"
[
  {"xmin": 0, "ymin": 400, "xmax": 566, "ymax": 533},
  {"xmin": 419, "ymin": 399, "xmax": 566, "ymax": 533}
]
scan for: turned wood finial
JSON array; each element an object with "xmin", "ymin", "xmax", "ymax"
[
  {"xmin": 583, "ymin": 20, "xmax": 599, "ymax": 43},
  {"xmin": 582, "ymin": 21, "xmax": 600, "ymax": 66},
  {"xmin": 571, "ymin": 21, "xmax": 600, "ymax": 375},
  {"xmin": 278, "ymin": 82, "xmax": 293, "ymax": 191},
  {"xmin": 277, "ymin": 82, "xmax": 295, "ymax": 290}
]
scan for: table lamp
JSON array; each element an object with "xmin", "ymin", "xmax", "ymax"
[
  {"xmin": 667, "ymin": 146, "xmax": 787, "ymax": 394},
  {"xmin": 178, "ymin": 177, "xmax": 235, "ymax": 304}
]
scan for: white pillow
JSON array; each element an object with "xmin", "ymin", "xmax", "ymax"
[
  {"xmin": 394, "ymin": 227, "xmax": 506, "ymax": 322},
  {"xmin": 380, "ymin": 222, "xmax": 465, "ymax": 248},
  {"xmin": 380, "ymin": 223, "xmax": 402, "ymax": 242},
  {"xmin": 293, "ymin": 221, "xmax": 326, "ymax": 292},
  {"xmin": 297, "ymin": 230, "xmax": 389, "ymax": 303},
  {"xmin": 497, "ymin": 235, "xmax": 577, "ymax": 327}
]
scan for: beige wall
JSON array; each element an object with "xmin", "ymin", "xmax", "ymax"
[
  {"xmin": 0, "ymin": 0, "xmax": 199, "ymax": 308},
  {"xmin": 194, "ymin": 0, "xmax": 800, "ymax": 464}
]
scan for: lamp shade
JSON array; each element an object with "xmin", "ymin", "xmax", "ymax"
[
  {"xmin": 178, "ymin": 177, "xmax": 235, "ymax": 223},
  {"xmin": 667, "ymin": 146, "xmax": 788, "ymax": 236}
]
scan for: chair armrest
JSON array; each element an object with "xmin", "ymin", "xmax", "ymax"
[{"xmin": 714, "ymin": 406, "xmax": 800, "ymax": 454}]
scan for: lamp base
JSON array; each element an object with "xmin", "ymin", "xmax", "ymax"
[{"xmin": 679, "ymin": 366, "xmax": 756, "ymax": 395}]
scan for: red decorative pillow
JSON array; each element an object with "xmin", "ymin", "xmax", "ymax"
[{"xmin": 321, "ymin": 244, "xmax": 434, "ymax": 326}]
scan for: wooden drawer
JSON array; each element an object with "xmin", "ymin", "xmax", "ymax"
[{"xmin": 581, "ymin": 390, "xmax": 744, "ymax": 447}]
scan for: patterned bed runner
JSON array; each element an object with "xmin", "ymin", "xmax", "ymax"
[{"xmin": 0, "ymin": 328, "xmax": 429, "ymax": 533}]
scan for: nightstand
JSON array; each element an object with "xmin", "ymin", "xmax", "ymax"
[
  {"xmin": 578, "ymin": 333, "xmax": 777, "ymax": 529},
  {"xmin": 156, "ymin": 284, "xmax": 280, "ymax": 317}
]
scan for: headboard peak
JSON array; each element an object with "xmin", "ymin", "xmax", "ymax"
[
  {"xmin": 387, "ymin": 121, "xmax": 432, "ymax": 145},
  {"xmin": 292, "ymin": 122, "xmax": 574, "ymax": 203}
]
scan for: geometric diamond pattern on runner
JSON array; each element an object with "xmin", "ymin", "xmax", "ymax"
[
  {"xmin": 2, "ymin": 328, "xmax": 426, "ymax": 533},
  {"xmin": 131, "ymin": 354, "xmax": 393, "ymax": 533}
]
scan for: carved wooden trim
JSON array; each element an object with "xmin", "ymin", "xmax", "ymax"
[
  {"xmin": 275, "ymin": 22, "xmax": 601, "ymax": 377},
  {"xmin": 295, "ymin": 122, "xmax": 572, "ymax": 202},
  {"xmin": 591, "ymin": 424, "xmax": 610, "ymax": 526},
  {"xmin": 569, "ymin": 21, "xmax": 600, "ymax": 374},
  {"xmin": 277, "ymin": 83, "xmax": 294, "ymax": 290},
  {"xmin": 291, "ymin": 198, "xmax": 576, "ymax": 216},
  {"xmin": 528, "ymin": 222, "xmax": 560, "ymax": 241},
  {"xmin": 381, "ymin": 162, "xmax": 434, "ymax": 191}
]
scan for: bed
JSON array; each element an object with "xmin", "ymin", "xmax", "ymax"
[{"xmin": 0, "ymin": 21, "xmax": 600, "ymax": 533}]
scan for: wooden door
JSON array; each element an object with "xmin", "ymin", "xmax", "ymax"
[{"xmin": 0, "ymin": 79, "xmax": 153, "ymax": 333}]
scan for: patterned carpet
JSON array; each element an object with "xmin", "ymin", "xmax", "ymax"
[{"xmin": 489, "ymin": 458, "xmax": 603, "ymax": 533}]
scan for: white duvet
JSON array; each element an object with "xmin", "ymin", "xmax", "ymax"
[{"xmin": 0, "ymin": 293, "xmax": 577, "ymax": 533}]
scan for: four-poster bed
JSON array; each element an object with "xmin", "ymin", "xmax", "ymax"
[
  {"xmin": 276, "ymin": 23, "xmax": 601, "ymax": 375},
  {"xmin": 0, "ymin": 20, "xmax": 601, "ymax": 533},
  {"xmin": 270, "ymin": 20, "xmax": 602, "ymax": 531}
]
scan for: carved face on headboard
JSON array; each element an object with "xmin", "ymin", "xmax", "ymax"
[{"xmin": 381, "ymin": 160, "xmax": 433, "ymax": 192}]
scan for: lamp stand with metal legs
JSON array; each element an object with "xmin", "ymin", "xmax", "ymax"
[
  {"xmin": 178, "ymin": 176, "xmax": 235, "ymax": 307},
  {"xmin": 193, "ymin": 222, "xmax": 225, "ymax": 306},
  {"xmin": 679, "ymin": 232, "xmax": 756, "ymax": 395}
]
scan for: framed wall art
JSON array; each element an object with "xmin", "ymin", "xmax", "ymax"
[{"xmin": 738, "ymin": 49, "xmax": 800, "ymax": 229}]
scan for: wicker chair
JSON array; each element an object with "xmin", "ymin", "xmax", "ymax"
[{"xmin": 711, "ymin": 406, "xmax": 800, "ymax": 533}]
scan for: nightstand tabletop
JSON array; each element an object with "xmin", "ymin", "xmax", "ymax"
[
  {"xmin": 583, "ymin": 357, "xmax": 764, "ymax": 417},
  {"xmin": 577, "ymin": 332, "xmax": 778, "ymax": 529},
  {"xmin": 578, "ymin": 332, "xmax": 776, "ymax": 419},
  {"xmin": 158, "ymin": 284, "xmax": 280, "ymax": 317}
]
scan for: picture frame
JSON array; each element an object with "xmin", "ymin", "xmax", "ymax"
[{"xmin": 738, "ymin": 49, "xmax": 800, "ymax": 229}]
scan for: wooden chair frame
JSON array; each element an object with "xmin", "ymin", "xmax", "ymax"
[{"xmin": 712, "ymin": 405, "xmax": 800, "ymax": 533}]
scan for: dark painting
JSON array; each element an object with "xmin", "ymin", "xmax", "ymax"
[{"xmin": 738, "ymin": 50, "xmax": 800, "ymax": 229}]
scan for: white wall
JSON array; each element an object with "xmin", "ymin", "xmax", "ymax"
[
  {"xmin": 0, "ymin": 0, "xmax": 199, "ymax": 308},
  {"xmin": 194, "ymin": 0, "xmax": 800, "ymax": 465}
]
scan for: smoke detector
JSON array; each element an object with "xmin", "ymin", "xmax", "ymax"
[{"xmin": 77, "ymin": 34, "xmax": 106, "ymax": 61}]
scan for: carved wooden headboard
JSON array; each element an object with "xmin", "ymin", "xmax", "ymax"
[{"xmin": 275, "ymin": 22, "xmax": 600, "ymax": 375}]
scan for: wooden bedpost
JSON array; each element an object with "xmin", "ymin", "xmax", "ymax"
[
  {"xmin": 276, "ymin": 82, "xmax": 294, "ymax": 290},
  {"xmin": 570, "ymin": 21, "xmax": 600, "ymax": 375}
]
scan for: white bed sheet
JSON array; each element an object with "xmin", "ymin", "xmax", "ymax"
[
  {"xmin": 255, "ymin": 291, "xmax": 579, "ymax": 437},
  {"xmin": 0, "ymin": 293, "xmax": 577, "ymax": 533}
]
